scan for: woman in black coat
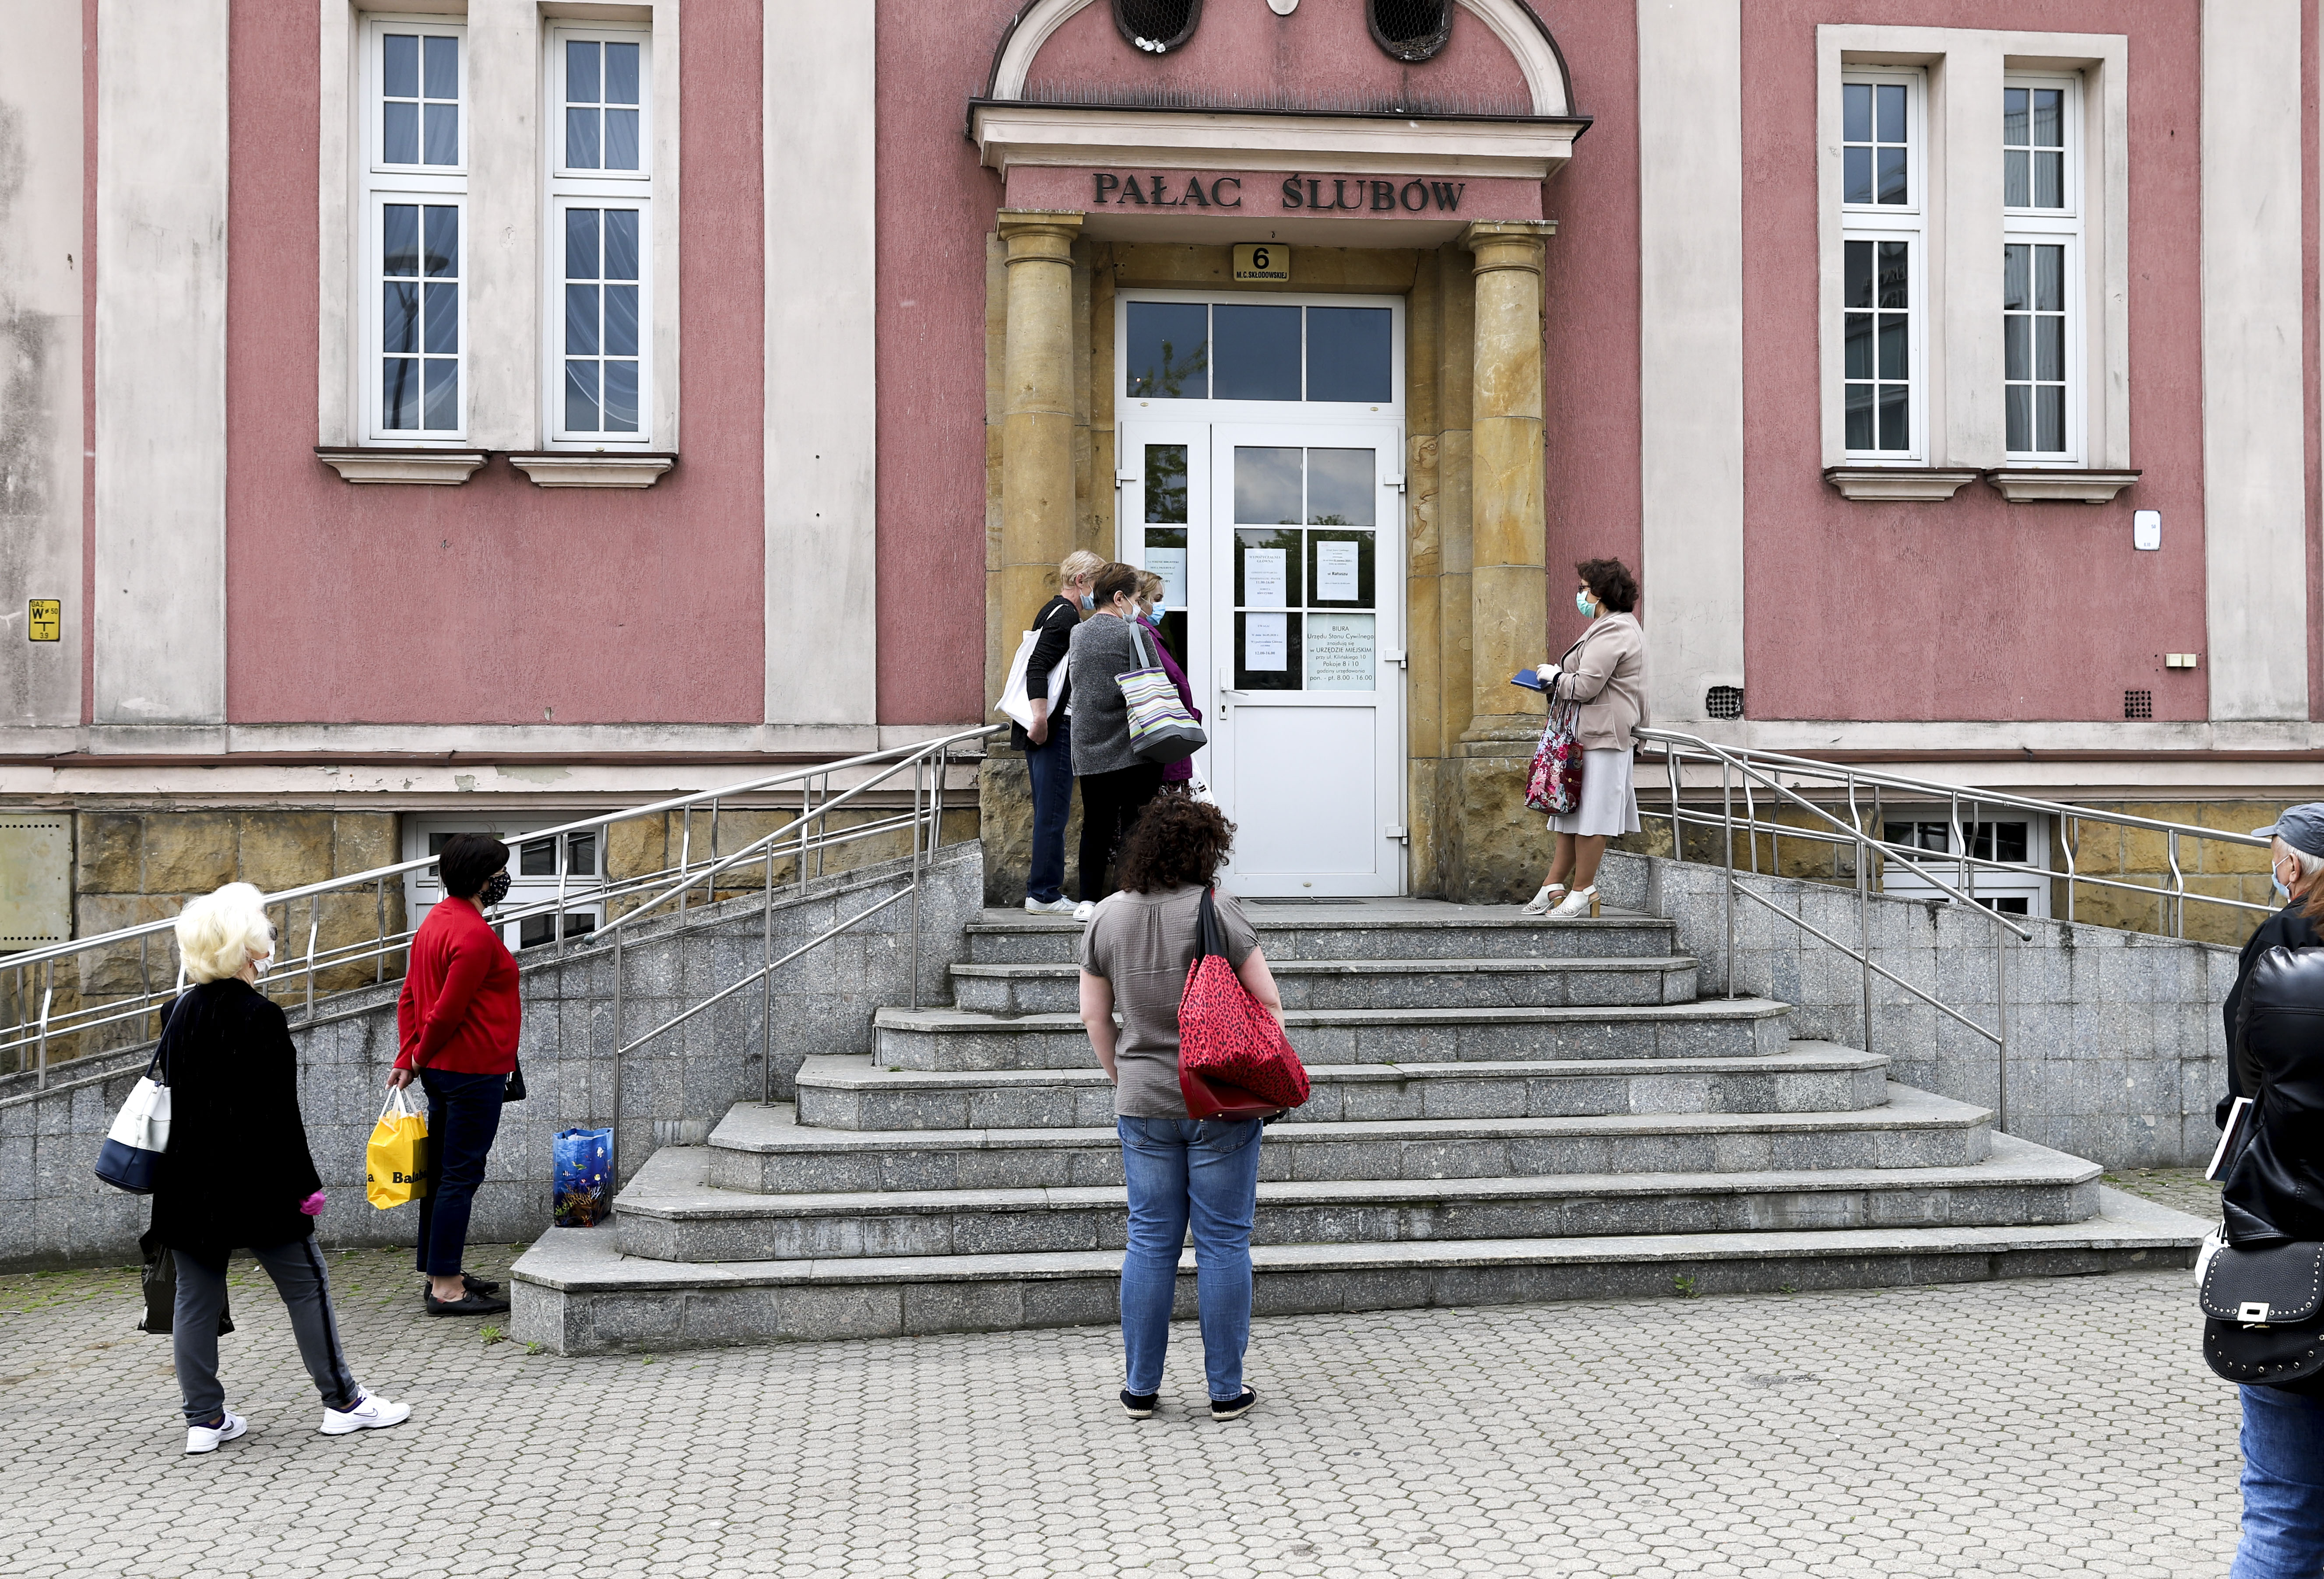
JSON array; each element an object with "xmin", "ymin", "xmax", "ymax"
[{"xmin": 155, "ymin": 883, "xmax": 409, "ymax": 1455}]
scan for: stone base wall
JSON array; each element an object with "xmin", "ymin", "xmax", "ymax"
[
  {"xmin": 0, "ymin": 842, "xmax": 984, "ymax": 1272},
  {"xmin": 1598, "ymin": 848, "xmax": 2235, "ymax": 1169}
]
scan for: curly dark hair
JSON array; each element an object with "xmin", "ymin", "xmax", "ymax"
[
  {"xmin": 1116, "ymin": 793, "xmax": 1237, "ymax": 893},
  {"xmin": 1575, "ymin": 556, "xmax": 1638, "ymax": 615}
]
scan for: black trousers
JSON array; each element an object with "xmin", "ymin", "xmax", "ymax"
[{"xmin": 1077, "ymin": 763, "xmax": 1164, "ymax": 903}]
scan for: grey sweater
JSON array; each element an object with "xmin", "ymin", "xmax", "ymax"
[{"xmin": 1067, "ymin": 613, "xmax": 1151, "ymax": 776}]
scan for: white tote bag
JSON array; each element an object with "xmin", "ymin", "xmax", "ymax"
[
  {"xmin": 996, "ymin": 629, "xmax": 1040, "ymax": 730},
  {"xmin": 95, "ymin": 1046, "xmax": 172, "ymax": 1195}
]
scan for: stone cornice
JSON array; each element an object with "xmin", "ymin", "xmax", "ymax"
[
  {"xmin": 1821, "ymin": 466, "xmax": 1983, "ymax": 502},
  {"xmin": 969, "ymin": 101, "xmax": 1584, "ymax": 181},
  {"xmin": 507, "ymin": 453, "xmax": 677, "ymax": 489},
  {"xmin": 314, "ymin": 447, "xmax": 487, "ymax": 485},
  {"xmin": 1982, "ymin": 468, "xmax": 2142, "ymax": 504}
]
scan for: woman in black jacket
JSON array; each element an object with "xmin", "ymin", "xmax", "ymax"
[
  {"xmin": 1017, "ymin": 549, "xmax": 1105, "ymax": 914},
  {"xmin": 155, "ymin": 883, "xmax": 408, "ymax": 1455}
]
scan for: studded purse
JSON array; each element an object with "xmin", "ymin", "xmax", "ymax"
[{"xmin": 2198, "ymin": 1231, "xmax": 2324, "ymax": 1391}]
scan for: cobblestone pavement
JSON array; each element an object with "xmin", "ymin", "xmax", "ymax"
[{"xmin": 2, "ymin": 1199, "xmax": 2240, "ymax": 1577}]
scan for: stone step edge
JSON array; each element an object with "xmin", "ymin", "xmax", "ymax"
[
  {"xmin": 875, "ymin": 998, "xmax": 1793, "ymax": 1031},
  {"xmin": 614, "ymin": 1131, "xmax": 2091, "ymax": 1222},
  {"xmin": 967, "ymin": 910, "xmax": 1667, "ymax": 935},
  {"xmin": 513, "ymin": 1186, "xmax": 2204, "ymax": 1295},
  {"xmin": 949, "ymin": 955, "xmax": 1702, "ymax": 979},
  {"xmin": 714, "ymin": 1083, "xmax": 1982, "ymax": 1156},
  {"xmin": 796, "ymin": 1041, "xmax": 1883, "ymax": 1092}
]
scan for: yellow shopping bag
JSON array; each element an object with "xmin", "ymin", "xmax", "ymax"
[{"xmin": 365, "ymin": 1086, "xmax": 431, "ymax": 1209}]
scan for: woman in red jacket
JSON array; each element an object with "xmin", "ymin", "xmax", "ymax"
[{"xmin": 388, "ymin": 833, "xmax": 520, "ymax": 1316}]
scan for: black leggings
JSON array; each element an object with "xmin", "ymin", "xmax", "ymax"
[{"xmin": 1078, "ymin": 764, "xmax": 1164, "ymax": 902}]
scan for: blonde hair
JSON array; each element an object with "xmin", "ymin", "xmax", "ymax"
[
  {"xmin": 176, "ymin": 882, "xmax": 276, "ymax": 984},
  {"xmin": 1136, "ymin": 570, "xmax": 1165, "ymax": 605},
  {"xmin": 1058, "ymin": 549, "xmax": 1106, "ymax": 587}
]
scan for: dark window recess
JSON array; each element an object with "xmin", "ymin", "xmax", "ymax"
[
  {"xmin": 1885, "ymin": 821, "xmax": 2028, "ymax": 865},
  {"xmin": 1368, "ymin": 0, "xmax": 1452, "ymax": 63},
  {"xmin": 2124, "ymin": 688, "xmax": 2153, "ymax": 720},
  {"xmin": 1705, "ymin": 685, "xmax": 1744, "ymax": 720},
  {"xmin": 1112, "ymin": 0, "xmax": 1202, "ymax": 53}
]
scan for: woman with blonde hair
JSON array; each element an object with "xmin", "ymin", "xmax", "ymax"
[{"xmin": 151, "ymin": 882, "xmax": 408, "ymax": 1454}]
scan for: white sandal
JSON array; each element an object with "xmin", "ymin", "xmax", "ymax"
[
  {"xmin": 1521, "ymin": 883, "xmax": 1566, "ymax": 916},
  {"xmin": 1547, "ymin": 885, "xmax": 1600, "ymax": 920}
]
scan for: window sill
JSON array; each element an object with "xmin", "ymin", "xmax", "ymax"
[
  {"xmin": 1983, "ymin": 468, "xmax": 2141, "ymax": 504},
  {"xmin": 507, "ymin": 453, "xmax": 676, "ymax": 489},
  {"xmin": 1822, "ymin": 466, "xmax": 1982, "ymax": 501},
  {"xmin": 315, "ymin": 447, "xmax": 489, "ymax": 485}
]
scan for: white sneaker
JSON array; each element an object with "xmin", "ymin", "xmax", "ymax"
[
  {"xmin": 185, "ymin": 1410, "xmax": 248, "ymax": 1455},
  {"xmin": 319, "ymin": 1390, "xmax": 411, "ymax": 1436},
  {"xmin": 1520, "ymin": 884, "xmax": 1565, "ymax": 917},
  {"xmin": 1024, "ymin": 895, "xmax": 1075, "ymax": 915},
  {"xmin": 1072, "ymin": 901, "xmax": 1096, "ymax": 924}
]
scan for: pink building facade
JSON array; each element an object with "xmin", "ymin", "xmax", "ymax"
[{"xmin": 0, "ymin": 0, "xmax": 2316, "ymax": 931}]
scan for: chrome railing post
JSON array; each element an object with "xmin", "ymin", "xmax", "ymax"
[
  {"xmin": 1722, "ymin": 758, "xmax": 1736, "ymax": 999},
  {"xmin": 35, "ymin": 965, "xmax": 52, "ymax": 1088},
  {"xmin": 610, "ymin": 917, "xmax": 626, "ymax": 1171},
  {"xmin": 908, "ymin": 751, "xmax": 926, "ymax": 1013},
  {"xmin": 1855, "ymin": 786, "xmax": 1873, "ymax": 1058},
  {"xmin": 2167, "ymin": 829, "xmax": 2185, "ymax": 939},
  {"xmin": 677, "ymin": 807, "xmax": 692, "ymax": 922},
  {"xmin": 375, "ymin": 878, "xmax": 387, "ymax": 983},
  {"xmin": 762, "ymin": 836, "xmax": 776, "ymax": 1107},
  {"xmin": 2063, "ymin": 816, "xmax": 2078, "ymax": 925},
  {"xmin": 706, "ymin": 799, "xmax": 721, "ymax": 910},
  {"xmin": 304, "ymin": 904, "xmax": 319, "ymax": 1021},
  {"xmin": 1994, "ymin": 914, "xmax": 2010, "ymax": 1135}
]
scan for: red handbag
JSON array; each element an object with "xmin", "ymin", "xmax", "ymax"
[{"xmin": 1177, "ymin": 888, "xmax": 1310, "ymax": 1120}]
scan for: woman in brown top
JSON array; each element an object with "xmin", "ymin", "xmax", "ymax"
[{"xmin": 1078, "ymin": 795, "xmax": 1284, "ymax": 1422}]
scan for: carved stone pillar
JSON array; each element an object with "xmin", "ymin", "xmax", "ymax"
[{"xmin": 995, "ymin": 210, "xmax": 1085, "ymax": 689}]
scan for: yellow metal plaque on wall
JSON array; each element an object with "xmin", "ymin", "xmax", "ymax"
[
  {"xmin": 26, "ymin": 600, "xmax": 59, "ymax": 641},
  {"xmin": 1232, "ymin": 243, "xmax": 1290, "ymax": 283}
]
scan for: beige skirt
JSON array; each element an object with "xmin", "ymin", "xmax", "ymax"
[{"xmin": 1547, "ymin": 747, "xmax": 1641, "ymax": 838}]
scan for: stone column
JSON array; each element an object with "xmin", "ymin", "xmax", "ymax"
[
  {"xmin": 1452, "ymin": 220, "xmax": 1555, "ymax": 902},
  {"xmin": 995, "ymin": 210, "xmax": 1086, "ymax": 693}
]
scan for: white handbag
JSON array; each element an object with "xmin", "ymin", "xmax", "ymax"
[
  {"xmin": 95, "ymin": 1046, "xmax": 172, "ymax": 1195},
  {"xmin": 997, "ymin": 628, "xmax": 1040, "ymax": 730}
]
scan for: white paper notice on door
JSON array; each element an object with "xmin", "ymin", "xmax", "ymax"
[
  {"xmin": 1245, "ymin": 548, "xmax": 1288, "ymax": 609},
  {"xmin": 1307, "ymin": 613, "xmax": 1375, "ymax": 690},
  {"xmin": 1145, "ymin": 547, "xmax": 1187, "ymax": 607},
  {"xmin": 1315, "ymin": 541, "xmax": 1359, "ymax": 602},
  {"xmin": 1244, "ymin": 612, "xmax": 1289, "ymax": 672}
]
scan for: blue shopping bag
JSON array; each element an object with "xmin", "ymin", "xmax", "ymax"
[{"xmin": 553, "ymin": 1126, "xmax": 615, "ymax": 1228}]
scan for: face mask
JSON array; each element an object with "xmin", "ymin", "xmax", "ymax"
[
  {"xmin": 1576, "ymin": 590, "xmax": 1597, "ymax": 617},
  {"xmin": 480, "ymin": 870, "xmax": 513, "ymax": 908},
  {"xmin": 1150, "ymin": 601, "xmax": 1168, "ymax": 622},
  {"xmin": 1079, "ymin": 594, "xmax": 1096, "ymax": 612},
  {"xmin": 250, "ymin": 953, "xmax": 271, "ymax": 979},
  {"xmin": 2276, "ymin": 862, "xmax": 2296, "ymax": 902}
]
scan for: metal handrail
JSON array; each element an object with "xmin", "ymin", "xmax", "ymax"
[
  {"xmin": 1, "ymin": 724, "xmax": 1001, "ymax": 1087},
  {"xmin": 1633, "ymin": 727, "xmax": 2280, "ymax": 1136}
]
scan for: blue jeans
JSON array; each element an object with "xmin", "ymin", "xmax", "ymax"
[
  {"xmin": 1026, "ymin": 712, "xmax": 1073, "ymax": 904},
  {"xmin": 416, "ymin": 1067, "xmax": 506, "ymax": 1278},
  {"xmin": 1117, "ymin": 1115, "xmax": 1264, "ymax": 1402},
  {"xmin": 2237, "ymin": 1384, "xmax": 2324, "ymax": 1577}
]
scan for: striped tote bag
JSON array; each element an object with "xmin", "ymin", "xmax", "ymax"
[{"xmin": 1117, "ymin": 624, "xmax": 1207, "ymax": 764}]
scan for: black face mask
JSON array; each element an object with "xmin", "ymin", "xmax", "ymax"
[{"xmin": 479, "ymin": 870, "xmax": 513, "ymax": 909}]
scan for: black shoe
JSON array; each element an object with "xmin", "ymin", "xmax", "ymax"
[
  {"xmin": 461, "ymin": 1272, "xmax": 502, "ymax": 1297},
  {"xmin": 1210, "ymin": 1387, "xmax": 1258, "ymax": 1421},
  {"xmin": 425, "ymin": 1290, "xmax": 511, "ymax": 1317},
  {"xmin": 1121, "ymin": 1389, "xmax": 1159, "ymax": 1418}
]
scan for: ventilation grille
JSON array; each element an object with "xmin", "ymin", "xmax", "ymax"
[
  {"xmin": 1705, "ymin": 686, "xmax": 1744, "ymax": 721},
  {"xmin": 1113, "ymin": 0, "xmax": 1201, "ymax": 53},
  {"xmin": 2124, "ymin": 689, "xmax": 2153, "ymax": 720},
  {"xmin": 1368, "ymin": 0, "xmax": 1453, "ymax": 62}
]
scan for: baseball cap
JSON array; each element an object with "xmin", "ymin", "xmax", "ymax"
[{"xmin": 2253, "ymin": 804, "xmax": 2324, "ymax": 859}]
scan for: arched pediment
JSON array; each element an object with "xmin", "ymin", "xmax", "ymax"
[{"xmin": 982, "ymin": 0, "xmax": 1575, "ymax": 120}]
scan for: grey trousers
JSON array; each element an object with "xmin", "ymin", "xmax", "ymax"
[{"xmin": 172, "ymin": 1239, "xmax": 362, "ymax": 1424}]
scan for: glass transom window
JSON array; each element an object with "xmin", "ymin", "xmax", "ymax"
[
  {"xmin": 2004, "ymin": 87, "xmax": 2066, "ymax": 210},
  {"xmin": 1842, "ymin": 81, "xmax": 1908, "ymax": 206},
  {"xmin": 1126, "ymin": 302, "xmax": 1393, "ymax": 404}
]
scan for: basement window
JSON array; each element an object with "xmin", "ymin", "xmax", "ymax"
[
  {"xmin": 1112, "ymin": 0, "xmax": 1201, "ymax": 54},
  {"xmin": 1368, "ymin": 0, "xmax": 1452, "ymax": 64}
]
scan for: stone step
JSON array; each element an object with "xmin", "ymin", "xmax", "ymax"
[
  {"xmin": 511, "ymin": 1187, "xmax": 2207, "ymax": 1354},
  {"xmin": 792, "ymin": 1043, "xmax": 1890, "ymax": 1131},
  {"xmin": 609, "ymin": 1130, "xmax": 2092, "ymax": 1264},
  {"xmin": 705, "ymin": 1085, "xmax": 1990, "ymax": 1195},
  {"xmin": 948, "ymin": 955, "xmax": 1704, "ymax": 1015},
  {"xmin": 870, "ymin": 998, "xmax": 1791, "ymax": 1073},
  {"xmin": 964, "ymin": 906, "xmax": 1678, "ymax": 965}
]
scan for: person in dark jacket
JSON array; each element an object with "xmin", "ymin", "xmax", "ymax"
[
  {"xmin": 2218, "ymin": 805, "xmax": 2324, "ymax": 1576},
  {"xmin": 1067, "ymin": 562, "xmax": 1167, "ymax": 921},
  {"xmin": 155, "ymin": 883, "xmax": 409, "ymax": 1454},
  {"xmin": 388, "ymin": 832, "xmax": 521, "ymax": 1315},
  {"xmin": 1016, "ymin": 549, "xmax": 1105, "ymax": 914}
]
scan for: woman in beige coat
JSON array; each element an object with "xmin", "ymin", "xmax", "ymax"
[{"xmin": 1526, "ymin": 557, "xmax": 1649, "ymax": 919}]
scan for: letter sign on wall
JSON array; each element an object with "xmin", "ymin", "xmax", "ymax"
[
  {"xmin": 25, "ymin": 600, "xmax": 59, "ymax": 641},
  {"xmin": 1233, "ymin": 244, "xmax": 1291, "ymax": 283}
]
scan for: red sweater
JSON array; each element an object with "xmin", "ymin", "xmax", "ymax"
[{"xmin": 395, "ymin": 898, "xmax": 521, "ymax": 1074}]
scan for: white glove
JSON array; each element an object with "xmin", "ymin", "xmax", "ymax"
[{"xmin": 1541, "ymin": 665, "xmax": 1562, "ymax": 685}]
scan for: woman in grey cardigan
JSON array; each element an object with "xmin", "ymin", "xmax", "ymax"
[{"xmin": 1067, "ymin": 562, "xmax": 1166, "ymax": 921}]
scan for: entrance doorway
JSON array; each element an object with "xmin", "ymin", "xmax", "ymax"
[{"xmin": 1116, "ymin": 292, "xmax": 1406, "ymax": 896}]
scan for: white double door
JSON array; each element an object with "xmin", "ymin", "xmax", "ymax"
[{"xmin": 1122, "ymin": 420, "xmax": 1406, "ymax": 896}]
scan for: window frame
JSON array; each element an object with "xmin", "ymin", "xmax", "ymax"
[
  {"xmin": 401, "ymin": 816, "xmax": 609, "ymax": 955},
  {"xmin": 1838, "ymin": 67, "xmax": 1927, "ymax": 464},
  {"xmin": 542, "ymin": 23, "xmax": 657, "ymax": 450},
  {"xmin": 2002, "ymin": 71, "xmax": 2085, "ymax": 467},
  {"xmin": 360, "ymin": 16, "xmax": 468, "ymax": 445}
]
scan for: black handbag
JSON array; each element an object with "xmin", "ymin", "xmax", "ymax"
[
  {"xmin": 503, "ymin": 1059, "xmax": 527, "ymax": 1104},
  {"xmin": 2199, "ymin": 1232, "xmax": 2324, "ymax": 1391}
]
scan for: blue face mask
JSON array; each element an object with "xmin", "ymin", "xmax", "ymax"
[
  {"xmin": 1150, "ymin": 602, "xmax": 1167, "ymax": 622},
  {"xmin": 1079, "ymin": 594, "xmax": 1095, "ymax": 612},
  {"xmin": 1576, "ymin": 590, "xmax": 1597, "ymax": 617}
]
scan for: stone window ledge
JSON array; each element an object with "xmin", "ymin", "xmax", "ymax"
[
  {"xmin": 507, "ymin": 453, "xmax": 677, "ymax": 489},
  {"xmin": 315, "ymin": 447, "xmax": 489, "ymax": 485},
  {"xmin": 1822, "ymin": 466, "xmax": 1982, "ymax": 501},
  {"xmin": 1982, "ymin": 468, "xmax": 2141, "ymax": 504}
]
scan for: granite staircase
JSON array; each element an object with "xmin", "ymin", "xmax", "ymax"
[{"xmin": 510, "ymin": 901, "xmax": 2204, "ymax": 1354}]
